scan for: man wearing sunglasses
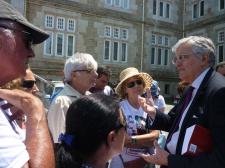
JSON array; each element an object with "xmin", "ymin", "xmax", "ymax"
[{"xmin": 0, "ymin": 1, "xmax": 54, "ymax": 168}]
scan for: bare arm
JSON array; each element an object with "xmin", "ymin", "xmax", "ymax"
[{"xmin": 0, "ymin": 89, "xmax": 55, "ymax": 168}]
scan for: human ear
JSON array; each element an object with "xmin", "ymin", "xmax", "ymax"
[{"xmin": 107, "ymin": 130, "xmax": 116, "ymax": 147}]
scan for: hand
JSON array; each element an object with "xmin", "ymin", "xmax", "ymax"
[
  {"xmin": 0, "ymin": 89, "xmax": 45, "ymax": 120},
  {"xmin": 140, "ymin": 140, "xmax": 169, "ymax": 166},
  {"xmin": 138, "ymin": 88, "xmax": 156, "ymax": 119}
]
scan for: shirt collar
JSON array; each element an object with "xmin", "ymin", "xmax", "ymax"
[{"xmin": 192, "ymin": 67, "xmax": 210, "ymax": 89}]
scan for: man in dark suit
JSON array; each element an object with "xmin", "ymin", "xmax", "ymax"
[{"xmin": 139, "ymin": 36, "xmax": 225, "ymax": 168}]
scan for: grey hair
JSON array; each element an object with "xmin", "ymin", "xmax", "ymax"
[
  {"xmin": 172, "ymin": 36, "xmax": 216, "ymax": 67},
  {"xmin": 64, "ymin": 52, "xmax": 98, "ymax": 82}
]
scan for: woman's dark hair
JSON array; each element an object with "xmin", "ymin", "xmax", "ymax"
[{"xmin": 56, "ymin": 94, "xmax": 122, "ymax": 168}]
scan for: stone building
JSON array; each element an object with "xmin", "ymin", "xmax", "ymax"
[{"xmin": 6, "ymin": 0, "xmax": 225, "ymax": 101}]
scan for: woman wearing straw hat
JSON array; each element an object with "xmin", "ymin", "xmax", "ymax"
[{"xmin": 110, "ymin": 67, "xmax": 159, "ymax": 168}]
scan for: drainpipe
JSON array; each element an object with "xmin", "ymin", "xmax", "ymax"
[
  {"xmin": 182, "ymin": 0, "xmax": 185, "ymax": 37},
  {"xmin": 140, "ymin": 0, "xmax": 145, "ymax": 71}
]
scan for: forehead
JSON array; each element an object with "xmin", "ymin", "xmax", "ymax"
[
  {"xmin": 176, "ymin": 43, "xmax": 193, "ymax": 54},
  {"xmin": 23, "ymin": 69, "xmax": 35, "ymax": 80}
]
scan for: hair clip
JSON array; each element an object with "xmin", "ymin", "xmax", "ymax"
[{"xmin": 58, "ymin": 133, "xmax": 74, "ymax": 146}]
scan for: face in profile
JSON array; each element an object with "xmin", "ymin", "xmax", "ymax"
[{"xmin": 21, "ymin": 69, "xmax": 39, "ymax": 95}]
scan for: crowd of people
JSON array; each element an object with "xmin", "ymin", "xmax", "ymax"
[{"xmin": 0, "ymin": 1, "xmax": 225, "ymax": 168}]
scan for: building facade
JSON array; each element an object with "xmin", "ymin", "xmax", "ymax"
[{"xmin": 6, "ymin": 0, "xmax": 225, "ymax": 101}]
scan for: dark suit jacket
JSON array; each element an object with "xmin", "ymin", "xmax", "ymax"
[{"xmin": 148, "ymin": 68, "xmax": 225, "ymax": 168}]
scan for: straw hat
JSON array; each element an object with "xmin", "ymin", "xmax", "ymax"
[{"xmin": 115, "ymin": 67, "xmax": 153, "ymax": 96}]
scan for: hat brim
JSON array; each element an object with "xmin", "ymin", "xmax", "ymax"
[{"xmin": 115, "ymin": 72, "xmax": 153, "ymax": 96}]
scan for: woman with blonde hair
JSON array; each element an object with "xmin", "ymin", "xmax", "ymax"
[{"xmin": 110, "ymin": 67, "xmax": 159, "ymax": 168}]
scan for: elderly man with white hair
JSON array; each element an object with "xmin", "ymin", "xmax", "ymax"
[{"xmin": 48, "ymin": 52, "xmax": 98, "ymax": 144}]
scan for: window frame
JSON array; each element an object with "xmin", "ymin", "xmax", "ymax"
[
  {"xmin": 55, "ymin": 33, "xmax": 64, "ymax": 57},
  {"xmin": 45, "ymin": 15, "xmax": 54, "ymax": 29},
  {"xmin": 67, "ymin": 19, "xmax": 76, "ymax": 32},
  {"xmin": 44, "ymin": 31, "xmax": 54, "ymax": 56},
  {"xmin": 66, "ymin": 34, "xmax": 75, "ymax": 57},
  {"xmin": 104, "ymin": 40, "xmax": 111, "ymax": 61},
  {"xmin": 56, "ymin": 17, "xmax": 65, "ymax": 31}
]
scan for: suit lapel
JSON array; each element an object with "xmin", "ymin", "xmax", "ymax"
[{"xmin": 175, "ymin": 68, "xmax": 215, "ymax": 154}]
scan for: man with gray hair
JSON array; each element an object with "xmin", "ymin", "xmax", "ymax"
[
  {"xmin": 0, "ymin": 0, "xmax": 54, "ymax": 167},
  {"xmin": 216, "ymin": 61, "xmax": 225, "ymax": 76},
  {"xmin": 48, "ymin": 52, "xmax": 98, "ymax": 144},
  {"xmin": 139, "ymin": 36, "xmax": 225, "ymax": 168}
]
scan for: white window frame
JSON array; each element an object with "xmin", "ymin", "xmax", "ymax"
[
  {"xmin": 113, "ymin": 27, "xmax": 120, "ymax": 39},
  {"xmin": 55, "ymin": 33, "xmax": 64, "ymax": 57},
  {"xmin": 66, "ymin": 34, "xmax": 75, "ymax": 57},
  {"xmin": 158, "ymin": 35, "xmax": 163, "ymax": 45},
  {"xmin": 164, "ymin": 36, "xmax": 169, "ymax": 46},
  {"xmin": 121, "ymin": 42, "xmax": 127, "ymax": 62},
  {"xmin": 165, "ymin": 3, "xmax": 170, "ymax": 18},
  {"xmin": 114, "ymin": 0, "xmax": 121, "ymax": 7},
  {"xmin": 152, "ymin": 34, "xmax": 156, "ymax": 44},
  {"xmin": 121, "ymin": 28, "xmax": 128, "ymax": 40},
  {"xmin": 67, "ymin": 19, "xmax": 76, "ymax": 32},
  {"xmin": 218, "ymin": 31, "xmax": 225, "ymax": 42},
  {"xmin": 164, "ymin": 49, "xmax": 169, "ymax": 65},
  {"xmin": 56, "ymin": 17, "xmax": 65, "ymax": 31},
  {"xmin": 159, "ymin": 1, "xmax": 164, "ymax": 17},
  {"xmin": 112, "ymin": 41, "xmax": 119, "ymax": 62},
  {"xmin": 44, "ymin": 31, "xmax": 53, "ymax": 56},
  {"xmin": 121, "ymin": 0, "xmax": 129, "ymax": 9},
  {"xmin": 105, "ymin": 0, "xmax": 112, "ymax": 5},
  {"xmin": 104, "ymin": 25, "xmax": 111, "ymax": 37},
  {"xmin": 192, "ymin": 3, "xmax": 198, "ymax": 19},
  {"xmin": 45, "ymin": 15, "xmax": 54, "ymax": 29},
  {"xmin": 104, "ymin": 40, "xmax": 111, "ymax": 61},
  {"xmin": 153, "ymin": 0, "xmax": 157, "ymax": 15}
]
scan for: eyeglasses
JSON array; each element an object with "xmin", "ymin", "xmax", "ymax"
[
  {"xmin": 172, "ymin": 54, "xmax": 191, "ymax": 64},
  {"xmin": 126, "ymin": 79, "xmax": 143, "ymax": 88},
  {"xmin": 21, "ymin": 80, "xmax": 36, "ymax": 89},
  {"xmin": 0, "ymin": 25, "xmax": 33, "ymax": 49}
]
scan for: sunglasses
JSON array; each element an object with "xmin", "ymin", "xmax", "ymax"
[
  {"xmin": 21, "ymin": 80, "xmax": 36, "ymax": 89},
  {"xmin": 126, "ymin": 79, "xmax": 143, "ymax": 88}
]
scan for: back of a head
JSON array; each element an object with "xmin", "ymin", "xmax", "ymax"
[
  {"xmin": 63, "ymin": 52, "xmax": 98, "ymax": 83},
  {"xmin": 97, "ymin": 67, "xmax": 110, "ymax": 79},
  {"xmin": 56, "ymin": 94, "xmax": 121, "ymax": 167},
  {"xmin": 150, "ymin": 80, "xmax": 159, "ymax": 98}
]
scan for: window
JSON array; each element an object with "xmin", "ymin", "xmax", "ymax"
[
  {"xmin": 218, "ymin": 31, "xmax": 225, "ymax": 42},
  {"xmin": 105, "ymin": 26, "xmax": 111, "ymax": 37},
  {"xmin": 56, "ymin": 33, "xmax": 64, "ymax": 56},
  {"xmin": 218, "ymin": 45, "xmax": 224, "ymax": 62},
  {"xmin": 220, "ymin": 0, "xmax": 225, "ymax": 10},
  {"xmin": 45, "ymin": 15, "xmax": 54, "ymax": 28},
  {"xmin": 153, "ymin": 0, "xmax": 157, "ymax": 15},
  {"xmin": 121, "ymin": 43, "xmax": 127, "ymax": 61},
  {"xmin": 114, "ymin": 0, "xmax": 120, "ymax": 7},
  {"xmin": 152, "ymin": 34, "xmax": 156, "ymax": 44},
  {"xmin": 113, "ymin": 41, "xmax": 119, "ymax": 61},
  {"xmin": 57, "ymin": 17, "xmax": 65, "ymax": 30},
  {"xmin": 158, "ymin": 35, "xmax": 163, "ymax": 45},
  {"xmin": 193, "ymin": 4, "xmax": 198, "ymax": 19},
  {"xmin": 164, "ymin": 84, "xmax": 170, "ymax": 94},
  {"xmin": 103, "ymin": 25, "xmax": 129, "ymax": 63},
  {"xmin": 166, "ymin": 3, "xmax": 170, "ymax": 18},
  {"xmin": 66, "ymin": 35, "xmax": 75, "ymax": 57},
  {"xmin": 44, "ymin": 14, "xmax": 76, "ymax": 58},
  {"xmin": 121, "ymin": 29, "xmax": 128, "ymax": 40},
  {"xmin": 165, "ymin": 36, "xmax": 169, "ymax": 46},
  {"xmin": 159, "ymin": 2, "xmax": 163, "ymax": 17},
  {"xmin": 44, "ymin": 32, "xmax": 53, "ymax": 55},
  {"xmin": 150, "ymin": 33, "xmax": 170, "ymax": 66},
  {"xmin": 67, "ymin": 19, "xmax": 75, "ymax": 32},
  {"xmin": 104, "ymin": 40, "xmax": 111, "ymax": 61},
  {"xmin": 200, "ymin": 1, "xmax": 204, "ymax": 16},
  {"xmin": 158, "ymin": 48, "xmax": 162, "ymax": 65},
  {"xmin": 105, "ymin": 0, "xmax": 112, "ymax": 5},
  {"xmin": 164, "ymin": 49, "xmax": 168, "ymax": 65},
  {"xmin": 151, "ymin": 47, "xmax": 155, "ymax": 64},
  {"xmin": 121, "ymin": 0, "xmax": 129, "ymax": 9},
  {"xmin": 113, "ymin": 27, "xmax": 120, "ymax": 38}
]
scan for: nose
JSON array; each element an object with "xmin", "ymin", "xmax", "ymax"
[{"xmin": 32, "ymin": 84, "xmax": 39, "ymax": 95}]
